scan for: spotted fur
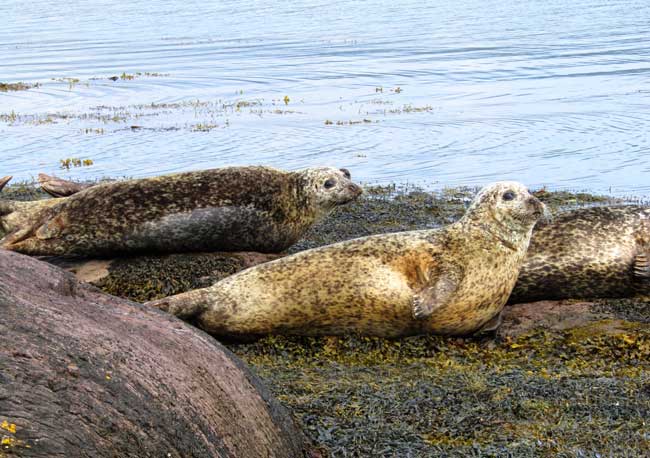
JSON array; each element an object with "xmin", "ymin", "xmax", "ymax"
[
  {"xmin": 511, "ymin": 205, "xmax": 650, "ymax": 303},
  {"xmin": 0, "ymin": 166, "xmax": 362, "ymax": 256},
  {"xmin": 149, "ymin": 182, "xmax": 547, "ymax": 340}
]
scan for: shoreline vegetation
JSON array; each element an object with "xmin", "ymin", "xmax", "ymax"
[
  {"xmin": 2, "ymin": 180, "xmax": 649, "ymax": 457},
  {"xmin": 0, "ymin": 73, "xmax": 169, "ymax": 92}
]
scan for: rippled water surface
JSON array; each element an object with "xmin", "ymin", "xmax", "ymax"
[{"xmin": 2, "ymin": 0, "xmax": 650, "ymax": 194}]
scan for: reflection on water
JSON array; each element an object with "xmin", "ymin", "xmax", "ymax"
[{"xmin": 1, "ymin": 0, "xmax": 649, "ymax": 195}]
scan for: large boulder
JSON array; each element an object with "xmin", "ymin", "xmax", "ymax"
[{"xmin": 0, "ymin": 249, "xmax": 315, "ymax": 458}]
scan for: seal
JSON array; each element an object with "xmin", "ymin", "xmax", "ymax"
[
  {"xmin": 0, "ymin": 166, "xmax": 362, "ymax": 256},
  {"xmin": 510, "ymin": 205, "xmax": 650, "ymax": 303},
  {"xmin": 148, "ymin": 181, "xmax": 548, "ymax": 340}
]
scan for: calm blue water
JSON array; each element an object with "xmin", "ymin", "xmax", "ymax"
[{"xmin": 1, "ymin": 0, "xmax": 650, "ymax": 195}]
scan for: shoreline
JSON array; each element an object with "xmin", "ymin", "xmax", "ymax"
[{"xmin": 2, "ymin": 180, "xmax": 649, "ymax": 457}]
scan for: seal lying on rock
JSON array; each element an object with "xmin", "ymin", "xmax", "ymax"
[
  {"xmin": 510, "ymin": 205, "xmax": 650, "ymax": 303},
  {"xmin": 148, "ymin": 182, "xmax": 548, "ymax": 340},
  {"xmin": 0, "ymin": 166, "xmax": 362, "ymax": 256}
]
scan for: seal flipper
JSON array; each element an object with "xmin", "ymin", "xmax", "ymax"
[
  {"xmin": 39, "ymin": 173, "xmax": 89, "ymax": 198},
  {"xmin": 475, "ymin": 310, "xmax": 503, "ymax": 335},
  {"xmin": 146, "ymin": 290, "xmax": 209, "ymax": 320},
  {"xmin": 0, "ymin": 176, "xmax": 11, "ymax": 192},
  {"xmin": 633, "ymin": 250, "xmax": 650, "ymax": 295},
  {"xmin": 1, "ymin": 176, "xmax": 17, "ymax": 234},
  {"xmin": 634, "ymin": 253, "xmax": 650, "ymax": 277},
  {"xmin": 412, "ymin": 271, "xmax": 460, "ymax": 319}
]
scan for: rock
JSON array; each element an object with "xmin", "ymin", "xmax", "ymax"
[{"xmin": 0, "ymin": 249, "xmax": 315, "ymax": 457}]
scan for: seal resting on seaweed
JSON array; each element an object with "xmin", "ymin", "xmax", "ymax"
[
  {"xmin": 148, "ymin": 182, "xmax": 548, "ymax": 340},
  {"xmin": 510, "ymin": 205, "xmax": 650, "ymax": 303},
  {"xmin": 0, "ymin": 166, "xmax": 362, "ymax": 256}
]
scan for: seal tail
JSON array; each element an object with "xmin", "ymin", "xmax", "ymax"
[
  {"xmin": 0, "ymin": 176, "xmax": 18, "ymax": 218},
  {"xmin": 38, "ymin": 173, "xmax": 88, "ymax": 198}
]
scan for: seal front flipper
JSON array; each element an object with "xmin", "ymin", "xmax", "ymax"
[
  {"xmin": 474, "ymin": 310, "xmax": 503, "ymax": 336},
  {"xmin": 412, "ymin": 270, "xmax": 460, "ymax": 319}
]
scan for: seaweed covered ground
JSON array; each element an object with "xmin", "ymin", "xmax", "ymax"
[
  {"xmin": 2, "ymin": 182, "xmax": 649, "ymax": 457},
  {"xmin": 230, "ymin": 187, "xmax": 650, "ymax": 458}
]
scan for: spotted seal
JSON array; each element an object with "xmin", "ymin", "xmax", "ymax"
[
  {"xmin": 148, "ymin": 182, "xmax": 547, "ymax": 340},
  {"xmin": 510, "ymin": 205, "xmax": 650, "ymax": 303},
  {"xmin": 0, "ymin": 166, "xmax": 362, "ymax": 256}
]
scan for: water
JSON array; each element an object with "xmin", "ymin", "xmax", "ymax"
[{"xmin": 1, "ymin": 0, "xmax": 650, "ymax": 195}]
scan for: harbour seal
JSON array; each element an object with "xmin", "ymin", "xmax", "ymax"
[
  {"xmin": 0, "ymin": 166, "xmax": 362, "ymax": 256},
  {"xmin": 510, "ymin": 205, "xmax": 650, "ymax": 303},
  {"xmin": 148, "ymin": 181, "xmax": 548, "ymax": 340}
]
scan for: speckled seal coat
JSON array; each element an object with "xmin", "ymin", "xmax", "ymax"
[
  {"xmin": 149, "ymin": 182, "xmax": 547, "ymax": 340},
  {"xmin": 0, "ymin": 166, "xmax": 362, "ymax": 256},
  {"xmin": 510, "ymin": 205, "xmax": 650, "ymax": 303}
]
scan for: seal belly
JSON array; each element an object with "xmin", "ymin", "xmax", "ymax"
[
  {"xmin": 125, "ymin": 206, "xmax": 294, "ymax": 253},
  {"xmin": 201, "ymin": 256, "xmax": 417, "ymax": 338}
]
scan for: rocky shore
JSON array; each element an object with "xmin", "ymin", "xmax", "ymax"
[{"xmin": 2, "ymin": 182, "xmax": 649, "ymax": 457}]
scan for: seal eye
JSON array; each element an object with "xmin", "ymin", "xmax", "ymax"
[
  {"xmin": 502, "ymin": 191, "xmax": 516, "ymax": 201},
  {"xmin": 340, "ymin": 168, "xmax": 351, "ymax": 179},
  {"xmin": 324, "ymin": 178, "xmax": 336, "ymax": 189}
]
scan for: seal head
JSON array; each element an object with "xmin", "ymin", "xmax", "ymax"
[
  {"xmin": 463, "ymin": 181, "xmax": 548, "ymax": 251},
  {"xmin": 297, "ymin": 167, "xmax": 362, "ymax": 219}
]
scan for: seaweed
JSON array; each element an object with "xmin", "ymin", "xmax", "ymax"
[{"xmin": 231, "ymin": 324, "xmax": 650, "ymax": 457}]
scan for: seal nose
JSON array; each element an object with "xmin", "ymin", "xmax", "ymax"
[
  {"xmin": 348, "ymin": 183, "xmax": 363, "ymax": 197},
  {"xmin": 527, "ymin": 196, "xmax": 551, "ymax": 222}
]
